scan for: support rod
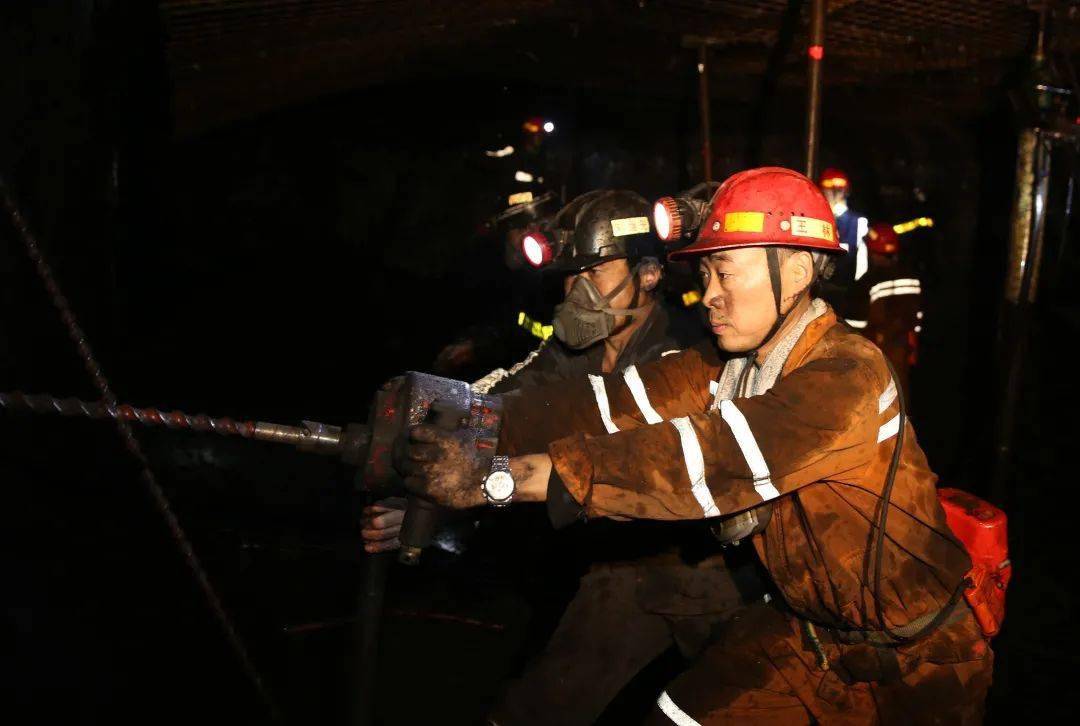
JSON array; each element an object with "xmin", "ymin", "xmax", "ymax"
[
  {"xmin": 993, "ymin": 129, "xmax": 1052, "ymax": 504},
  {"xmin": 805, "ymin": 0, "xmax": 825, "ymax": 179}
]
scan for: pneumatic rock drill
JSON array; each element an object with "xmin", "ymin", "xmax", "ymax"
[{"xmin": 1, "ymin": 372, "xmax": 502, "ymax": 565}]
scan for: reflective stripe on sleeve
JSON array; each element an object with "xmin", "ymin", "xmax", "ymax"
[
  {"xmin": 878, "ymin": 414, "xmax": 900, "ymax": 442},
  {"xmin": 670, "ymin": 417, "xmax": 721, "ymax": 518},
  {"xmin": 587, "ymin": 374, "xmax": 620, "ymax": 434},
  {"xmin": 657, "ymin": 691, "xmax": 701, "ymax": 726},
  {"xmin": 845, "ymin": 318, "xmax": 868, "ymax": 329},
  {"xmin": 623, "ymin": 365, "xmax": 663, "ymax": 424},
  {"xmin": 869, "ymin": 278, "xmax": 922, "ymax": 303},
  {"xmin": 870, "ymin": 286, "xmax": 921, "ymax": 303},
  {"xmin": 709, "ymin": 380, "xmax": 719, "ymax": 396},
  {"xmin": 879, "ymin": 379, "xmax": 897, "ymax": 413},
  {"xmin": 719, "ymin": 400, "xmax": 781, "ymax": 501}
]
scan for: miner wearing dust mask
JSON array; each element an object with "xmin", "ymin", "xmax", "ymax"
[{"xmin": 476, "ymin": 190, "xmax": 705, "ymax": 389}]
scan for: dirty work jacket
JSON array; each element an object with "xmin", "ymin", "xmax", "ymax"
[
  {"xmin": 498, "ymin": 304, "xmax": 971, "ymax": 633},
  {"xmin": 480, "ymin": 302, "xmax": 755, "ymax": 620}
]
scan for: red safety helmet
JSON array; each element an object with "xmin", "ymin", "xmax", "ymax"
[
  {"xmin": 818, "ymin": 167, "xmax": 850, "ymax": 191},
  {"xmin": 668, "ymin": 167, "xmax": 843, "ymax": 261},
  {"xmin": 866, "ymin": 221, "xmax": 900, "ymax": 255}
]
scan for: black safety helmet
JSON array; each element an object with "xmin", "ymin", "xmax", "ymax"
[
  {"xmin": 520, "ymin": 190, "xmax": 664, "ymax": 273},
  {"xmin": 491, "ymin": 190, "xmax": 561, "ymax": 230},
  {"xmin": 488, "ymin": 190, "xmax": 563, "ymax": 271}
]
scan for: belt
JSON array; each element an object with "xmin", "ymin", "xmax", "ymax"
[
  {"xmin": 830, "ymin": 596, "xmax": 968, "ymax": 647},
  {"xmin": 801, "ymin": 599, "xmax": 970, "ymax": 684}
]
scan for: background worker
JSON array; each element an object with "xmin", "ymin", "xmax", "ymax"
[
  {"xmin": 818, "ymin": 167, "xmax": 868, "ymax": 318},
  {"xmin": 845, "ymin": 221, "xmax": 922, "ymax": 406},
  {"xmin": 399, "ymin": 167, "xmax": 992, "ymax": 724},
  {"xmin": 364, "ymin": 189, "xmax": 762, "ymax": 726}
]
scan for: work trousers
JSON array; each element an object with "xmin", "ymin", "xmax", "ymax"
[
  {"xmin": 647, "ymin": 602, "xmax": 993, "ymax": 725},
  {"xmin": 489, "ymin": 565, "xmax": 743, "ymax": 726}
]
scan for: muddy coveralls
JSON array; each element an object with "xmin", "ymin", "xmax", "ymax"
[
  {"xmin": 496, "ymin": 303, "xmax": 992, "ymax": 725},
  {"xmin": 477, "ymin": 301, "xmax": 764, "ymax": 725}
]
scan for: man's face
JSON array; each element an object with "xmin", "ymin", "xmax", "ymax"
[
  {"xmin": 563, "ymin": 258, "xmax": 634, "ymax": 304},
  {"xmin": 822, "ymin": 187, "xmax": 847, "ymax": 208},
  {"xmin": 698, "ymin": 248, "xmax": 780, "ymax": 353}
]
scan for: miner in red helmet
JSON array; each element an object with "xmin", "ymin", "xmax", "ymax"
[
  {"xmin": 401, "ymin": 167, "xmax": 991, "ymax": 724},
  {"xmin": 846, "ymin": 221, "xmax": 923, "ymax": 407}
]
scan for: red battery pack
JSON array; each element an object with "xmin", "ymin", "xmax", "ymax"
[{"xmin": 938, "ymin": 488, "xmax": 1011, "ymax": 638}]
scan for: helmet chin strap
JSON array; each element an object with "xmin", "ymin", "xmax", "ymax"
[
  {"xmin": 756, "ymin": 247, "xmax": 809, "ymax": 356},
  {"xmin": 734, "ymin": 248, "xmax": 800, "ymax": 395},
  {"xmin": 598, "ymin": 262, "xmax": 653, "ymax": 318}
]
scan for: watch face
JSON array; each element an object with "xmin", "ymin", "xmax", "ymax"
[{"xmin": 484, "ymin": 471, "xmax": 515, "ymax": 502}]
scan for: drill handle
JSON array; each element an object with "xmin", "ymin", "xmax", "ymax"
[{"xmin": 396, "ymin": 400, "xmax": 463, "ymax": 565}]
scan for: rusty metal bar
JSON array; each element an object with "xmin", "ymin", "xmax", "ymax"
[
  {"xmin": 805, "ymin": 0, "xmax": 825, "ymax": 179},
  {"xmin": 993, "ymin": 128, "xmax": 1052, "ymax": 503},
  {"xmin": 0, "ymin": 389, "xmax": 352, "ymax": 455}
]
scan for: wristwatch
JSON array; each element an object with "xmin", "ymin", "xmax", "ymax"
[{"xmin": 481, "ymin": 455, "xmax": 515, "ymax": 507}]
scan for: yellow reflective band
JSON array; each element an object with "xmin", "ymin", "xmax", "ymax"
[
  {"xmin": 723, "ymin": 211, "xmax": 765, "ymax": 233},
  {"xmin": 821, "ymin": 178, "xmax": 848, "ymax": 189},
  {"xmin": 507, "ymin": 191, "xmax": 534, "ymax": 206},
  {"xmin": 517, "ymin": 311, "xmax": 553, "ymax": 340},
  {"xmin": 893, "ymin": 216, "xmax": 934, "ymax": 234},
  {"xmin": 610, "ymin": 216, "xmax": 650, "ymax": 237},
  {"xmin": 791, "ymin": 215, "xmax": 834, "ymax": 242},
  {"xmin": 682, "ymin": 290, "xmax": 702, "ymax": 307}
]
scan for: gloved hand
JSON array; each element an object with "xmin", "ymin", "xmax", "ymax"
[
  {"xmin": 400, "ymin": 424, "xmax": 488, "ymax": 509},
  {"xmin": 361, "ymin": 497, "xmax": 406, "ymax": 553}
]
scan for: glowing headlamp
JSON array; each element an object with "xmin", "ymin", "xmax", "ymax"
[
  {"xmin": 653, "ymin": 196, "xmax": 706, "ymax": 245},
  {"xmin": 523, "ymin": 116, "xmax": 555, "ymax": 134},
  {"xmin": 654, "ymin": 198, "xmax": 680, "ymax": 242},
  {"xmin": 521, "ymin": 230, "xmax": 555, "ymax": 268}
]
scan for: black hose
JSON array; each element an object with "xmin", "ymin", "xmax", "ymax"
[{"xmin": 871, "ymin": 353, "xmax": 967, "ymax": 643}]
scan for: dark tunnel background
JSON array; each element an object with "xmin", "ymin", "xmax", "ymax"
[{"xmin": 2, "ymin": 1, "xmax": 1078, "ymax": 724}]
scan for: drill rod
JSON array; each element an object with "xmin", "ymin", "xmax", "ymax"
[{"xmin": 0, "ymin": 390, "xmax": 347, "ymax": 456}]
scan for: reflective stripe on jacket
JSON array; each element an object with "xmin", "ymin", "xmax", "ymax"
[{"xmin": 498, "ymin": 304, "xmax": 970, "ymax": 632}]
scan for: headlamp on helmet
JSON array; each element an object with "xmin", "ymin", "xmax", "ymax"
[
  {"xmin": 521, "ymin": 230, "xmax": 555, "ymax": 267},
  {"xmin": 818, "ymin": 168, "xmax": 850, "ymax": 191},
  {"xmin": 653, "ymin": 196, "xmax": 708, "ymax": 244},
  {"xmin": 518, "ymin": 226, "xmax": 571, "ymax": 269}
]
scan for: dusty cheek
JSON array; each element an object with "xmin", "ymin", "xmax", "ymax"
[{"xmin": 715, "ymin": 328, "xmax": 756, "ymax": 354}]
